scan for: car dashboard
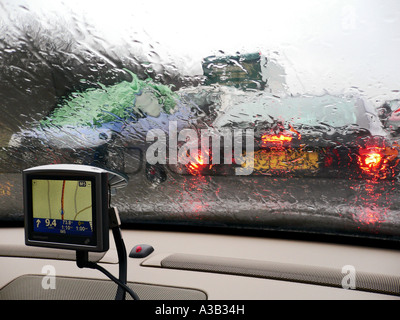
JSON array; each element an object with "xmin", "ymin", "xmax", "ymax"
[{"xmin": 1, "ymin": 226, "xmax": 400, "ymax": 301}]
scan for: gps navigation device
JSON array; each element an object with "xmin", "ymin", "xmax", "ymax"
[
  {"xmin": 23, "ymin": 164, "xmax": 138, "ymax": 300},
  {"xmin": 24, "ymin": 164, "xmax": 109, "ymax": 252}
]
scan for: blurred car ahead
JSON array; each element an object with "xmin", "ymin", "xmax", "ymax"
[{"xmin": 170, "ymin": 91, "xmax": 400, "ymax": 182}]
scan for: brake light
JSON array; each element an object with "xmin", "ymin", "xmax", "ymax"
[
  {"xmin": 357, "ymin": 146, "xmax": 400, "ymax": 179},
  {"xmin": 188, "ymin": 154, "xmax": 204, "ymax": 171},
  {"xmin": 358, "ymin": 148, "xmax": 384, "ymax": 173},
  {"xmin": 364, "ymin": 151, "xmax": 382, "ymax": 167},
  {"xmin": 261, "ymin": 125, "xmax": 300, "ymax": 147},
  {"xmin": 261, "ymin": 134, "xmax": 293, "ymax": 143},
  {"xmin": 186, "ymin": 151, "xmax": 212, "ymax": 175}
]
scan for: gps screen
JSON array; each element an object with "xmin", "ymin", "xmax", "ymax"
[{"xmin": 32, "ymin": 179, "xmax": 93, "ymax": 237}]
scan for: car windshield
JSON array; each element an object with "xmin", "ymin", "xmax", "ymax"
[{"xmin": 1, "ymin": 0, "xmax": 400, "ymax": 245}]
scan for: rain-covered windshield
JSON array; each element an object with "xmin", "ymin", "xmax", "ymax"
[
  {"xmin": 214, "ymin": 94, "xmax": 359, "ymax": 128},
  {"xmin": 1, "ymin": 0, "xmax": 400, "ymax": 244}
]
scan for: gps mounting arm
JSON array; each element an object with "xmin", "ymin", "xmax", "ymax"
[{"xmin": 75, "ymin": 206, "xmax": 139, "ymax": 300}]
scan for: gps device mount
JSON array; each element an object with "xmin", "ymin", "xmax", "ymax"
[
  {"xmin": 75, "ymin": 207, "xmax": 139, "ymax": 300},
  {"xmin": 23, "ymin": 164, "xmax": 139, "ymax": 300}
]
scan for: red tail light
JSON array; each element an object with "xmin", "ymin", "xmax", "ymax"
[
  {"xmin": 361, "ymin": 149, "xmax": 383, "ymax": 168},
  {"xmin": 358, "ymin": 148, "xmax": 384, "ymax": 173},
  {"xmin": 364, "ymin": 152, "xmax": 383, "ymax": 167},
  {"xmin": 357, "ymin": 146, "xmax": 399, "ymax": 178},
  {"xmin": 186, "ymin": 151, "xmax": 212, "ymax": 175},
  {"xmin": 187, "ymin": 154, "xmax": 205, "ymax": 173},
  {"xmin": 261, "ymin": 125, "xmax": 300, "ymax": 147},
  {"xmin": 261, "ymin": 134, "xmax": 293, "ymax": 144}
]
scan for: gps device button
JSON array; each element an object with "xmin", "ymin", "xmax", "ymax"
[{"xmin": 129, "ymin": 244, "xmax": 154, "ymax": 258}]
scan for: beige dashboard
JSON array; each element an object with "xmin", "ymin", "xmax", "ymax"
[{"xmin": 1, "ymin": 227, "xmax": 400, "ymax": 300}]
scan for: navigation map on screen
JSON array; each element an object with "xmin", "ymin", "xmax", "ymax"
[{"xmin": 32, "ymin": 179, "xmax": 93, "ymax": 236}]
